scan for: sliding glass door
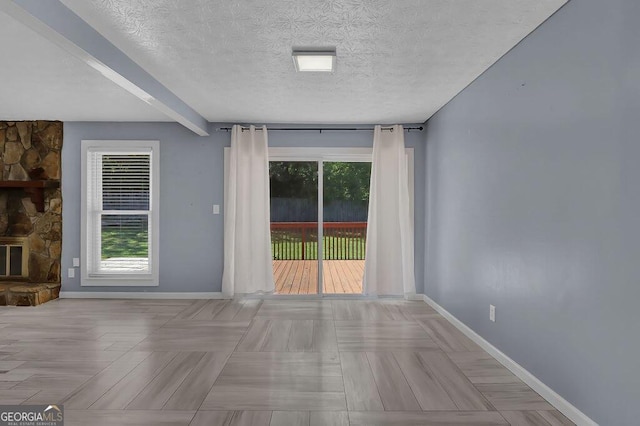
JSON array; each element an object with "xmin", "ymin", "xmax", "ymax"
[
  {"xmin": 269, "ymin": 154, "xmax": 371, "ymax": 295},
  {"xmin": 322, "ymin": 162, "xmax": 370, "ymax": 294},
  {"xmin": 270, "ymin": 161, "xmax": 319, "ymax": 294}
]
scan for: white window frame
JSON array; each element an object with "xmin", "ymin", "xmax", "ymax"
[{"xmin": 81, "ymin": 140, "xmax": 160, "ymax": 286}]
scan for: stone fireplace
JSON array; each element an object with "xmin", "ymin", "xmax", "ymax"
[{"xmin": 0, "ymin": 121, "xmax": 62, "ymax": 306}]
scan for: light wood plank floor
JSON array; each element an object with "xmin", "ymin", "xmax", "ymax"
[
  {"xmin": 273, "ymin": 260, "xmax": 364, "ymax": 294},
  {"xmin": 0, "ymin": 299, "xmax": 574, "ymax": 425}
]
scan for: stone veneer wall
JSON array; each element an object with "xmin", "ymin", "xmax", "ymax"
[{"xmin": 0, "ymin": 121, "xmax": 62, "ymax": 284}]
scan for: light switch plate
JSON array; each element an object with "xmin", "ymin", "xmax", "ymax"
[
  {"xmin": 73, "ymin": 258, "xmax": 80, "ymax": 267},
  {"xmin": 68, "ymin": 268, "xmax": 75, "ymax": 278},
  {"xmin": 213, "ymin": 204, "xmax": 220, "ymax": 215}
]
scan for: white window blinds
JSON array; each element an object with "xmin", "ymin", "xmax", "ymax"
[{"xmin": 101, "ymin": 155, "xmax": 151, "ymax": 211}]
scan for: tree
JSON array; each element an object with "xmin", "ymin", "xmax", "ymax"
[
  {"xmin": 323, "ymin": 162, "xmax": 370, "ymax": 204},
  {"xmin": 269, "ymin": 162, "xmax": 318, "ymax": 200},
  {"xmin": 269, "ymin": 162, "xmax": 371, "ymax": 204}
]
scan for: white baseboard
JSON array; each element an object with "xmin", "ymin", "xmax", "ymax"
[
  {"xmin": 405, "ymin": 293, "xmax": 425, "ymax": 301},
  {"xmin": 422, "ymin": 295, "xmax": 597, "ymax": 426},
  {"xmin": 59, "ymin": 292, "xmax": 414, "ymax": 300},
  {"xmin": 59, "ymin": 291, "xmax": 227, "ymax": 299}
]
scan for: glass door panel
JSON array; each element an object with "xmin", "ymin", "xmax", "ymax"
[
  {"xmin": 322, "ymin": 162, "xmax": 371, "ymax": 294},
  {"xmin": 270, "ymin": 161, "xmax": 319, "ymax": 294}
]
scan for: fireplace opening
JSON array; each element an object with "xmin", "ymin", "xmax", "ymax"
[{"xmin": 0, "ymin": 237, "xmax": 29, "ymax": 280}]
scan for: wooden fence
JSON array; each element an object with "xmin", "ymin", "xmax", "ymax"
[
  {"xmin": 271, "ymin": 222, "xmax": 367, "ymax": 260},
  {"xmin": 271, "ymin": 198, "xmax": 368, "ymax": 222}
]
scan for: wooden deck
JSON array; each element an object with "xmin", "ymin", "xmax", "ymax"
[{"xmin": 273, "ymin": 260, "xmax": 364, "ymax": 294}]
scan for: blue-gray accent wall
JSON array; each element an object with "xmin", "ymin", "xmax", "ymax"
[
  {"xmin": 62, "ymin": 123, "xmax": 426, "ymax": 294},
  {"xmin": 425, "ymin": 0, "xmax": 639, "ymax": 424}
]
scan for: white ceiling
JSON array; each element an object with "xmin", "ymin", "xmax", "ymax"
[
  {"xmin": 3, "ymin": 0, "xmax": 566, "ymax": 124},
  {"xmin": 0, "ymin": 10, "xmax": 166, "ymax": 122}
]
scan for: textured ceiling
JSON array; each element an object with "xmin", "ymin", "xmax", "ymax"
[
  {"xmin": 3, "ymin": 0, "xmax": 566, "ymax": 124},
  {"xmin": 0, "ymin": 10, "xmax": 166, "ymax": 122},
  {"xmin": 59, "ymin": 0, "xmax": 565, "ymax": 124}
]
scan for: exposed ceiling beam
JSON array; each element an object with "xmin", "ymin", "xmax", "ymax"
[{"xmin": 1, "ymin": 0, "xmax": 209, "ymax": 136}]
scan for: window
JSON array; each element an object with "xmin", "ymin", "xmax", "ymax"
[{"xmin": 81, "ymin": 140, "xmax": 159, "ymax": 286}]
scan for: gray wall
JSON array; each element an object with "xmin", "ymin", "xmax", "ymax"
[
  {"xmin": 62, "ymin": 123, "xmax": 426, "ymax": 293},
  {"xmin": 424, "ymin": 0, "xmax": 639, "ymax": 424}
]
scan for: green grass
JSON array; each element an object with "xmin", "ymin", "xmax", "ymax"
[{"xmin": 101, "ymin": 229, "xmax": 148, "ymax": 259}]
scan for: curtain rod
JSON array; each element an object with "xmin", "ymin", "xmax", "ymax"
[{"xmin": 218, "ymin": 126, "xmax": 423, "ymax": 133}]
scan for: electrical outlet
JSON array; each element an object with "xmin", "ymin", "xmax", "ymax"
[
  {"xmin": 489, "ymin": 304, "xmax": 496, "ymax": 322},
  {"xmin": 73, "ymin": 257, "xmax": 80, "ymax": 267},
  {"xmin": 68, "ymin": 268, "xmax": 75, "ymax": 278},
  {"xmin": 213, "ymin": 204, "xmax": 220, "ymax": 215}
]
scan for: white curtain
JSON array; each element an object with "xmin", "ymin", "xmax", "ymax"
[
  {"xmin": 363, "ymin": 125, "xmax": 416, "ymax": 296},
  {"xmin": 222, "ymin": 125, "xmax": 274, "ymax": 296}
]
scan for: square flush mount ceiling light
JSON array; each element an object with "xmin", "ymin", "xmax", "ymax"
[{"xmin": 292, "ymin": 48, "xmax": 336, "ymax": 72}]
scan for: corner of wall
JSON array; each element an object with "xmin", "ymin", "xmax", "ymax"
[{"xmin": 421, "ymin": 120, "xmax": 430, "ymax": 296}]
